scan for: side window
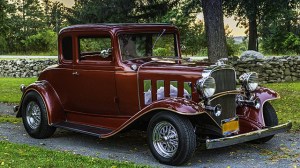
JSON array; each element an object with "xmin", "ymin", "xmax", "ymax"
[
  {"xmin": 78, "ymin": 36, "xmax": 112, "ymax": 61},
  {"xmin": 62, "ymin": 36, "xmax": 73, "ymax": 60}
]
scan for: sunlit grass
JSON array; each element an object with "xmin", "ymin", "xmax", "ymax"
[
  {"xmin": 264, "ymin": 82, "xmax": 300, "ymax": 132},
  {"xmin": 0, "ymin": 78, "xmax": 37, "ymax": 103},
  {"xmin": 0, "ymin": 141, "xmax": 148, "ymax": 168}
]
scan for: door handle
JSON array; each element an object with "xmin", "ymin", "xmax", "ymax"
[{"xmin": 72, "ymin": 71, "xmax": 79, "ymax": 76}]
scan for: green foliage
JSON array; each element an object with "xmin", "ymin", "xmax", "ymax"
[
  {"xmin": 223, "ymin": 0, "xmax": 300, "ymax": 52},
  {"xmin": 153, "ymin": 48, "xmax": 170, "ymax": 57},
  {"xmin": 67, "ymin": 0, "xmax": 178, "ymax": 24},
  {"xmin": 0, "ymin": 78, "xmax": 37, "ymax": 103},
  {"xmin": 160, "ymin": 5, "xmax": 206, "ymax": 56},
  {"xmin": 21, "ymin": 30, "xmax": 57, "ymax": 54},
  {"xmin": 153, "ymin": 34, "xmax": 176, "ymax": 57},
  {"xmin": 0, "ymin": 0, "xmax": 68, "ymax": 54},
  {"xmin": 283, "ymin": 33, "xmax": 300, "ymax": 55},
  {"xmin": 0, "ymin": 141, "xmax": 148, "ymax": 167},
  {"xmin": 0, "ymin": 35, "xmax": 8, "ymax": 54},
  {"xmin": 79, "ymin": 37, "xmax": 111, "ymax": 53},
  {"xmin": 226, "ymin": 37, "xmax": 240, "ymax": 56}
]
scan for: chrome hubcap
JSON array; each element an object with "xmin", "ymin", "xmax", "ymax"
[
  {"xmin": 153, "ymin": 121, "xmax": 178, "ymax": 158},
  {"xmin": 26, "ymin": 101, "xmax": 41, "ymax": 129}
]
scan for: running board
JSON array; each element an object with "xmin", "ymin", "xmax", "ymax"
[{"xmin": 53, "ymin": 122, "xmax": 112, "ymax": 138}]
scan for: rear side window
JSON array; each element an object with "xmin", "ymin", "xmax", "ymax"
[
  {"xmin": 78, "ymin": 36, "xmax": 112, "ymax": 62},
  {"xmin": 62, "ymin": 36, "xmax": 73, "ymax": 60}
]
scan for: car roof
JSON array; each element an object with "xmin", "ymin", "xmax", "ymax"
[{"xmin": 59, "ymin": 23, "xmax": 178, "ymax": 34}]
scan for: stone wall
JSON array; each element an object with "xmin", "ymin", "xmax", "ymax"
[
  {"xmin": 229, "ymin": 56, "xmax": 300, "ymax": 83},
  {"xmin": 0, "ymin": 59, "xmax": 57, "ymax": 78},
  {"xmin": 0, "ymin": 56, "xmax": 299, "ymax": 83}
]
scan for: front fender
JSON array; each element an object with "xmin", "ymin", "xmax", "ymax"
[
  {"xmin": 17, "ymin": 80, "xmax": 65, "ymax": 125},
  {"xmin": 101, "ymin": 97, "xmax": 207, "ymax": 138},
  {"xmin": 143, "ymin": 97, "xmax": 206, "ymax": 115},
  {"xmin": 237, "ymin": 87, "xmax": 279, "ymax": 133}
]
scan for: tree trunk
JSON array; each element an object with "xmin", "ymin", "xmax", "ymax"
[
  {"xmin": 202, "ymin": 0, "xmax": 228, "ymax": 63},
  {"xmin": 248, "ymin": 16, "xmax": 258, "ymax": 51},
  {"xmin": 247, "ymin": 0, "xmax": 258, "ymax": 51}
]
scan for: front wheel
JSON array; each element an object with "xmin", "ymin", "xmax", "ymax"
[
  {"xmin": 21, "ymin": 91, "xmax": 56, "ymax": 139},
  {"xmin": 147, "ymin": 112, "xmax": 196, "ymax": 166}
]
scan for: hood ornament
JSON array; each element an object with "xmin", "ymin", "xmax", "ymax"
[{"xmin": 215, "ymin": 58, "xmax": 228, "ymax": 66}]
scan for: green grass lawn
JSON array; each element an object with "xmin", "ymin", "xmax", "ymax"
[
  {"xmin": 264, "ymin": 82, "xmax": 300, "ymax": 131},
  {"xmin": 0, "ymin": 141, "xmax": 148, "ymax": 168},
  {"xmin": 0, "ymin": 78, "xmax": 37, "ymax": 103},
  {"xmin": 0, "ymin": 115, "xmax": 21, "ymax": 123}
]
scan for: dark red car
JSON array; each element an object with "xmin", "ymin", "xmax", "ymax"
[{"xmin": 15, "ymin": 24, "xmax": 291, "ymax": 165}]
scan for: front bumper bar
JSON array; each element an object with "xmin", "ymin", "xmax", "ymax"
[{"xmin": 206, "ymin": 122, "xmax": 292, "ymax": 149}]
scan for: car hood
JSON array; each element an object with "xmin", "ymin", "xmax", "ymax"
[{"xmin": 137, "ymin": 60, "xmax": 210, "ymax": 77}]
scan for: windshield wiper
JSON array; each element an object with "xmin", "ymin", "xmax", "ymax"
[{"xmin": 152, "ymin": 29, "xmax": 166, "ymax": 50}]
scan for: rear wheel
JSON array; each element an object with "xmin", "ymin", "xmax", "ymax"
[
  {"xmin": 21, "ymin": 91, "xmax": 56, "ymax": 139},
  {"xmin": 147, "ymin": 112, "xmax": 196, "ymax": 166},
  {"xmin": 253, "ymin": 101, "xmax": 278, "ymax": 143}
]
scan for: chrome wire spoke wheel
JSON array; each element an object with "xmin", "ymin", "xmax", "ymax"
[
  {"xmin": 25, "ymin": 101, "xmax": 41, "ymax": 129},
  {"xmin": 153, "ymin": 121, "xmax": 179, "ymax": 158}
]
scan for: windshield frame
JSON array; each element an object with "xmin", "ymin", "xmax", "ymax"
[{"xmin": 117, "ymin": 31, "xmax": 180, "ymax": 63}]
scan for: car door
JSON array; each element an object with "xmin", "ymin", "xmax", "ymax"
[{"xmin": 66, "ymin": 32, "xmax": 117, "ymax": 115}]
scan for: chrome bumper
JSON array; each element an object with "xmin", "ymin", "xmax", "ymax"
[{"xmin": 206, "ymin": 122, "xmax": 292, "ymax": 149}]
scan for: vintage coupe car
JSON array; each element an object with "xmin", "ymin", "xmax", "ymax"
[{"xmin": 15, "ymin": 24, "xmax": 291, "ymax": 165}]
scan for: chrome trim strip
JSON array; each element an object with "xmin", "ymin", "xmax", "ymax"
[{"xmin": 209, "ymin": 90, "xmax": 244, "ymax": 102}]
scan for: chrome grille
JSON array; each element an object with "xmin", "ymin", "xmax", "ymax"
[{"xmin": 210, "ymin": 69, "xmax": 237, "ymax": 124}]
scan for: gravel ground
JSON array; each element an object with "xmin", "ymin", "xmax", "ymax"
[
  {"xmin": 0, "ymin": 103, "xmax": 299, "ymax": 167},
  {"xmin": 0, "ymin": 103, "xmax": 16, "ymax": 115}
]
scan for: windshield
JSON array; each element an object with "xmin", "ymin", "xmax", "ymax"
[{"xmin": 118, "ymin": 33, "xmax": 178, "ymax": 61}]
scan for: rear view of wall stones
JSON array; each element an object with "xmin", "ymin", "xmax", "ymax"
[
  {"xmin": 229, "ymin": 56, "xmax": 300, "ymax": 83},
  {"xmin": 0, "ymin": 56, "xmax": 299, "ymax": 83},
  {"xmin": 0, "ymin": 59, "xmax": 57, "ymax": 78}
]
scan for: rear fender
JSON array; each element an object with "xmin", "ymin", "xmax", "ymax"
[
  {"xmin": 237, "ymin": 87, "xmax": 279, "ymax": 133},
  {"xmin": 17, "ymin": 80, "xmax": 65, "ymax": 125}
]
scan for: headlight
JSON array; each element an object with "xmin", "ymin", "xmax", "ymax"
[
  {"xmin": 239, "ymin": 72, "xmax": 259, "ymax": 91},
  {"xmin": 196, "ymin": 77, "xmax": 216, "ymax": 98}
]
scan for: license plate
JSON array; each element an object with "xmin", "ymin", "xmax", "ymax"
[{"xmin": 222, "ymin": 117, "xmax": 239, "ymax": 136}]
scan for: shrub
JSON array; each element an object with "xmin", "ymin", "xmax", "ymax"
[
  {"xmin": 284, "ymin": 33, "xmax": 300, "ymax": 55},
  {"xmin": 153, "ymin": 47, "xmax": 170, "ymax": 57},
  {"xmin": 0, "ymin": 35, "xmax": 8, "ymax": 54},
  {"xmin": 22, "ymin": 30, "xmax": 57, "ymax": 53}
]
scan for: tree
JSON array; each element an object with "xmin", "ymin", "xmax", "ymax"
[
  {"xmin": 259, "ymin": 0, "xmax": 299, "ymax": 54},
  {"xmin": 160, "ymin": 2, "xmax": 206, "ymax": 56},
  {"xmin": 0, "ymin": 0, "xmax": 15, "ymax": 53},
  {"xmin": 202, "ymin": 0, "xmax": 228, "ymax": 62},
  {"xmin": 67, "ymin": 0, "xmax": 178, "ymax": 24},
  {"xmin": 49, "ymin": 2, "xmax": 68, "ymax": 33},
  {"xmin": 223, "ymin": 0, "xmax": 259, "ymax": 51},
  {"xmin": 223, "ymin": 0, "xmax": 299, "ymax": 52}
]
